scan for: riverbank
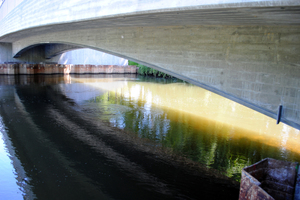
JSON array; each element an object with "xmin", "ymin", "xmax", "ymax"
[
  {"xmin": 0, "ymin": 63, "xmax": 137, "ymax": 75},
  {"xmin": 128, "ymin": 61, "xmax": 173, "ymax": 78}
]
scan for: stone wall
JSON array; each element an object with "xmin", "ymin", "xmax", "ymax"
[{"xmin": 0, "ymin": 64, "xmax": 137, "ymax": 75}]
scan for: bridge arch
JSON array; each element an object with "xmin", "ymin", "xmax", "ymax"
[
  {"xmin": 14, "ymin": 41, "xmax": 131, "ymax": 66},
  {"xmin": 10, "ymin": 23, "xmax": 300, "ymax": 131},
  {"xmin": 13, "ymin": 42, "xmax": 83, "ymax": 59}
]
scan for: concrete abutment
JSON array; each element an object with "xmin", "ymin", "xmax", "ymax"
[{"xmin": 0, "ymin": 42, "xmax": 48, "ymax": 63}]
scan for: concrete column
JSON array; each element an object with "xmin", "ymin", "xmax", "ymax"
[
  {"xmin": 0, "ymin": 42, "xmax": 15, "ymax": 63},
  {"xmin": 16, "ymin": 45, "xmax": 46, "ymax": 63}
]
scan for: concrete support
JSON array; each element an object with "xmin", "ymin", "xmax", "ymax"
[
  {"xmin": 1, "ymin": 43, "xmax": 128, "ymax": 65},
  {"xmin": 16, "ymin": 45, "xmax": 46, "ymax": 63},
  {"xmin": 0, "ymin": 43, "xmax": 47, "ymax": 63},
  {"xmin": 0, "ymin": 42, "xmax": 15, "ymax": 63}
]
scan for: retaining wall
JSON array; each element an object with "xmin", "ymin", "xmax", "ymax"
[{"xmin": 0, "ymin": 64, "xmax": 137, "ymax": 74}]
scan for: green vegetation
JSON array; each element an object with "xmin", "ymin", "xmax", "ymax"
[
  {"xmin": 89, "ymin": 89, "xmax": 255, "ymax": 182},
  {"xmin": 128, "ymin": 60, "xmax": 174, "ymax": 78}
]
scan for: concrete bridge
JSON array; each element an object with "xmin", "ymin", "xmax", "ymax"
[{"xmin": 0, "ymin": 0, "xmax": 300, "ymax": 130}]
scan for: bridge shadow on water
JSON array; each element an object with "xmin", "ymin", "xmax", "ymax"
[
  {"xmin": 0, "ymin": 75, "xmax": 299, "ymax": 199},
  {"xmin": 0, "ymin": 77, "xmax": 241, "ymax": 200}
]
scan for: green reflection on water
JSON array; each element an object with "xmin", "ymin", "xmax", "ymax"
[{"xmin": 82, "ymin": 79, "xmax": 300, "ymax": 181}]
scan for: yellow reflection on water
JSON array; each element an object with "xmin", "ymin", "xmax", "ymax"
[
  {"xmin": 72, "ymin": 76, "xmax": 300, "ymax": 157},
  {"xmin": 136, "ymin": 82, "xmax": 300, "ymax": 155}
]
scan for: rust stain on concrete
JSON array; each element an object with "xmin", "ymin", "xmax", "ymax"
[{"xmin": 239, "ymin": 158, "xmax": 299, "ymax": 200}]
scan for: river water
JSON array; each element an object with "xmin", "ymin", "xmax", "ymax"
[{"xmin": 0, "ymin": 74, "xmax": 299, "ymax": 199}]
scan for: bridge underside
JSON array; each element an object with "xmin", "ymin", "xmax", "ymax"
[
  {"xmin": 0, "ymin": 1, "xmax": 299, "ymax": 129},
  {"xmin": 0, "ymin": 43, "xmax": 82, "ymax": 63}
]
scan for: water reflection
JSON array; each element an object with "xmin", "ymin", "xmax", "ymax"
[
  {"xmin": 1, "ymin": 74, "xmax": 299, "ymax": 199},
  {"xmin": 0, "ymin": 103, "xmax": 34, "ymax": 199},
  {"xmin": 0, "ymin": 118, "xmax": 23, "ymax": 199},
  {"xmin": 0, "ymin": 74, "xmax": 240, "ymax": 199},
  {"xmin": 72, "ymin": 75, "xmax": 300, "ymax": 180}
]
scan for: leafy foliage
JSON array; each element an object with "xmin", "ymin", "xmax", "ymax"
[{"xmin": 128, "ymin": 60, "xmax": 173, "ymax": 78}]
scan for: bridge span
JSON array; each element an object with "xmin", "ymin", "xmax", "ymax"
[{"xmin": 0, "ymin": 0, "xmax": 300, "ymax": 129}]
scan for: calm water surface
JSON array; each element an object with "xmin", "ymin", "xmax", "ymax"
[{"xmin": 0, "ymin": 74, "xmax": 299, "ymax": 199}]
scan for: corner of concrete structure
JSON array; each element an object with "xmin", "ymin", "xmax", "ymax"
[
  {"xmin": 16, "ymin": 45, "xmax": 47, "ymax": 64},
  {"xmin": 0, "ymin": 42, "xmax": 16, "ymax": 63},
  {"xmin": 0, "ymin": 42, "xmax": 47, "ymax": 64},
  {"xmin": 11, "ymin": 44, "xmax": 54, "ymax": 64}
]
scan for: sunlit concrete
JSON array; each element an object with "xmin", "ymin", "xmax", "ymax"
[{"xmin": 0, "ymin": 0, "xmax": 299, "ymax": 38}]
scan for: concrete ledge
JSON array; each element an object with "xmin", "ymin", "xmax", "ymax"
[{"xmin": 0, "ymin": 64, "xmax": 138, "ymax": 75}]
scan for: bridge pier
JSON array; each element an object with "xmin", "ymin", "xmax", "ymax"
[
  {"xmin": 0, "ymin": 43, "xmax": 15, "ymax": 63},
  {"xmin": 0, "ymin": 42, "xmax": 47, "ymax": 64}
]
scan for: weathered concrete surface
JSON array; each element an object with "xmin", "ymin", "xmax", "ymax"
[
  {"xmin": 0, "ymin": 74, "xmax": 137, "ymax": 86},
  {"xmin": 0, "ymin": 0, "xmax": 300, "ymax": 129},
  {"xmin": 239, "ymin": 158, "xmax": 299, "ymax": 200},
  {"xmin": 0, "ymin": 43, "xmax": 46, "ymax": 63},
  {"xmin": 0, "ymin": 43, "xmax": 17, "ymax": 63},
  {"xmin": 239, "ymin": 170, "xmax": 275, "ymax": 200},
  {"xmin": 0, "ymin": 0, "xmax": 300, "ymax": 39},
  {"xmin": 0, "ymin": 64, "xmax": 137, "ymax": 74}
]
